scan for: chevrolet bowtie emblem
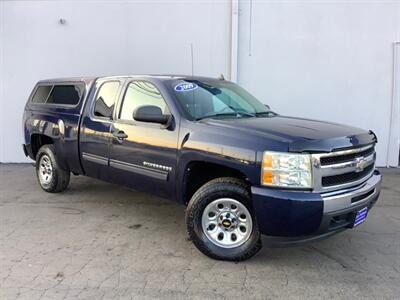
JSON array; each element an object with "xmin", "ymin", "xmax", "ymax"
[
  {"xmin": 355, "ymin": 157, "xmax": 367, "ymax": 172},
  {"xmin": 222, "ymin": 220, "xmax": 231, "ymax": 227}
]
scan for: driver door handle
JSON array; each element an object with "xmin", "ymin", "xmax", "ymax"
[{"xmin": 112, "ymin": 130, "xmax": 128, "ymax": 140}]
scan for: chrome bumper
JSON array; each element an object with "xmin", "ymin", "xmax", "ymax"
[{"xmin": 321, "ymin": 171, "xmax": 382, "ymax": 213}]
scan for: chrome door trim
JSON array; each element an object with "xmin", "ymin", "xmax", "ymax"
[
  {"xmin": 109, "ymin": 159, "xmax": 168, "ymax": 181},
  {"xmin": 82, "ymin": 152, "xmax": 108, "ymax": 165}
]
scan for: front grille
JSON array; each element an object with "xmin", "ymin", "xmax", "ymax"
[
  {"xmin": 312, "ymin": 144, "xmax": 376, "ymax": 192},
  {"xmin": 320, "ymin": 146, "xmax": 374, "ymax": 166},
  {"xmin": 321, "ymin": 164, "xmax": 374, "ymax": 187}
]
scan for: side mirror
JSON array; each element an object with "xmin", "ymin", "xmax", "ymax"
[
  {"xmin": 133, "ymin": 105, "xmax": 170, "ymax": 125},
  {"xmin": 265, "ymin": 104, "xmax": 271, "ymax": 110}
]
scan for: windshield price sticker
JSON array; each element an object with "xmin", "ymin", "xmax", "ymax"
[{"xmin": 175, "ymin": 82, "xmax": 198, "ymax": 92}]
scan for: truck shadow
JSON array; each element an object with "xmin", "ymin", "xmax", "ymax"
[{"xmin": 63, "ymin": 175, "xmax": 383, "ymax": 270}]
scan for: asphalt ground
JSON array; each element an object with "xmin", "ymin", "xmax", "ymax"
[{"xmin": 1, "ymin": 164, "xmax": 399, "ymax": 299}]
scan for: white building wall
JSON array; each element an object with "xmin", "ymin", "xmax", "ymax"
[
  {"xmin": 0, "ymin": 0, "xmax": 231, "ymax": 162},
  {"xmin": 1, "ymin": 0, "xmax": 399, "ymax": 166},
  {"xmin": 237, "ymin": 1, "xmax": 400, "ymax": 166}
]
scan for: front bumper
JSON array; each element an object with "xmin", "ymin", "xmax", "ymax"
[{"xmin": 251, "ymin": 170, "xmax": 381, "ymax": 238}]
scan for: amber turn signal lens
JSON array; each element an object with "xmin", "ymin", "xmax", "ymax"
[
  {"xmin": 263, "ymin": 171, "xmax": 273, "ymax": 183},
  {"xmin": 263, "ymin": 154, "xmax": 273, "ymax": 168}
]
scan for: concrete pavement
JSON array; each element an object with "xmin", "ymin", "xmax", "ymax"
[{"xmin": 1, "ymin": 164, "xmax": 399, "ymax": 299}]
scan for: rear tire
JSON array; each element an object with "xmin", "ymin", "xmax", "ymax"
[
  {"xmin": 186, "ymin": 177, "xmax": 262, "ymax": 261},
  {"xmin": 36, "ymin": 145, "xmax": 70, "ymax": 193}
]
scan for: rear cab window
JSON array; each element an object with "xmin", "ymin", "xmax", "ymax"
[
  {"xmin": 31, "ymin": 83, "xmax": 85, "ymax": 106},
  {"xmin": 93, "ymin": 81, "xmax": 120, "ymax": 119},
  {"xmin": 31, "ymin": 86, "xmax": 52, "ymax": 103}
]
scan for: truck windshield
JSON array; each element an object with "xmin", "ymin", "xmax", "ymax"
[{"xmin": 171, "ymin": 80, "xmax": 273, "ymax": 120}]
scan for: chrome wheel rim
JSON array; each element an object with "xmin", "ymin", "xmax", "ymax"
[
  {"xmin": 201, "ymin": 198, "xmax": 253, "ymax": 249},
  {"xmin": 38, "ymin": 155, "xmax": 53, "ymax": 185}
]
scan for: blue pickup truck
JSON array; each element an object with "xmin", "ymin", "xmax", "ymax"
[{"xmin": 23, "ymin": 75, "xmax": 381, "ymax": 261}]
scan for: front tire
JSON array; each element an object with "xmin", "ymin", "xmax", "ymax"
[
  {"xmin": 36, "ymin": 145, "xmax": 70, "ymax": 193},
  {"xmin": 186, "ymin": 177, "xmax": 262, "ymax": 261}
]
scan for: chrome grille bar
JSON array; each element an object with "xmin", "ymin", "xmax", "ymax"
[
  {"xmin": 319, "ymin": 153, "xmax": 375, "ymax": 176},
  {"xmin": 311, "ymin": 144, "xmax": 376, "ymax": 192}
]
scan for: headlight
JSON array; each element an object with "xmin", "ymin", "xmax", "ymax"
[{"xmin": 262, "ymin": 151, "xmax": 312, "ymax": 188}]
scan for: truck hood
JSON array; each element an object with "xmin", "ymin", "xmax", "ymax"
[{"xmin": 201, "ymin": 115, "xmax": 376, "ymax": 152}]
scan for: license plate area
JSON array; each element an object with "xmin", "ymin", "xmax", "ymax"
[{"xmin": 353, "ymin": 207, "xmax": 368, "ymax": 227}]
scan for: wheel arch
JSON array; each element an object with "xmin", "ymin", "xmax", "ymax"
[
  {"xmin": 180, "ymin": 160, "xmax": 253, "ymax": 205},
  {"xmin": 31, "ymin": 133, "xmax": 54, "ymax": 159}
]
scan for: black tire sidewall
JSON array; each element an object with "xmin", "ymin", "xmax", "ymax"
[
  {"xmin": 187, "ymin": 180, "xmax": 261, "ymax": 261},
  {"xmin": 36, "ymin": 145, "xmax": 60, "ymax": 192}
]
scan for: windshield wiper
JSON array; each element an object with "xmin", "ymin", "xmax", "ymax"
[
  {"xmin": 196, "ymin": 111, "xmax": 275, "ymax": 121},
  {"xmin": 255, "ymin": 111, "xmax": 277, "ymax": 117},
  {"xmin": 224, "ymin": 106, "xmax": 256, "ymax": 118},
  {"xmin": 195, "ymin": 113, "xmax": 238, "ymax": 121},
  {"xmin": 195, "ymin": 112, "xmax": 254, "ymax": 121},
  {"xmin": 236, "ymin": 111, "xmax": 256, "ymax": 117}
]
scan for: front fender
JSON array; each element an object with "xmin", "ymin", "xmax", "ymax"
[{"xmin": 175, "ymin": 126, "xmax": 262, "ymax": 203}]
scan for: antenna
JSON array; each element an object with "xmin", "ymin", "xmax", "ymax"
[
  {"xmin": 189, "ymin": 43, "xmax": 196, "ymax": 115},
  {"xmin": 190, "ymin": 43, "xmax": 194, "ymax": 77}
]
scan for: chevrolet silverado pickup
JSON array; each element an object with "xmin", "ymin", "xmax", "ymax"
[{"xmin": 22, "ymin": 75, "xmax": 381, "ymax": 261}]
